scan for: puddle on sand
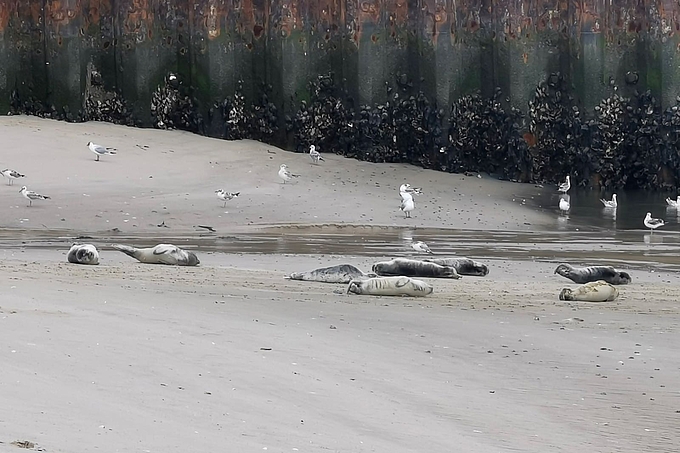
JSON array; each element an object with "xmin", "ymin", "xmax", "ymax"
[{"xmin": 1, "ymin": 226, "xmax": 680, "ymax": 272}]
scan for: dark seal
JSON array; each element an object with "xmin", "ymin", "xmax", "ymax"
[
  {"xmin": 372, "ymin": 258, "xmax": 460, "ymax": 279},
  {"xmin": 554, "ymin": 263, "xmax": 631, "ymax": 285}
]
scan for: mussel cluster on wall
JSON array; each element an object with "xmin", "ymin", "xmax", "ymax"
[
  {"xmin": 219, "ymin": 81, "xmax": 279, "ymax": 141},
  {"xmin": 8, "ymin": 69, "xmax": 680, "ymax": 191},
  {"xmin": 83, "ymin": 69, "xmax": 135, "ymax": 126},
  {"xmin": 286, "ymin": 74, "xmax": 355, "ymax": 154},
  {"xmin": 10, "ymin": 89, "xmax": 71, "ymax": 122},
  {"xmin": 283, "ymin": 72, "xmax": 680, "ymax": 191},
  {"xmin": 151, "ymin": 73, "xmax": 204, "ymax": 133},
  {"xmin": 524, "ymin": 74, "xmax": 680, "ymax": 190}
]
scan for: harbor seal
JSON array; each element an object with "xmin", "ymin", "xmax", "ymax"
[
  {"xmin": 554, "ymin": 263, "xmax": 631, "ymax": 285},
  {"xmin": 67, "ymin": 243, "xmax": 100, "ymax": 265},
  {"xmin": 347, "ymin": 276, "xmax": 433, "ymax": 297},
  {"xmin": 372, "ymin": 258, "xmax": 460, "ymax": 279},
  {"xmin": 559, "ymin": 280, "xmax": 619, "ymax": 302},
  {"xmin": 423, "ymin": 257, "xmax": 489, "ymax": 277},
  {"xmin": 286, "ymin": 264, "xmax": 374, "ymax": 284},
  {"xmin": 112, "ymin": 243, "xmax": 200, "ymax": 266}
]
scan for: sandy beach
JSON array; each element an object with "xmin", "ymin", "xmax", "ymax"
[
  {"xmin": 0, "ymin": 116, "xmax": 550, "ymax": 235},
  {"xmin": 1, "ymin": 116, "xmax": 679, "ymax": 453}
]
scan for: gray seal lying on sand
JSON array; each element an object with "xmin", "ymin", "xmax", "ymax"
[
  {"xmin": 423, "ymin": 257, "xmax": 489, "ymax": 276},
  {"xmin": 67, "ymin": 243, "xmax": 100, "ymax": 265},
  {"xmin": 559, "ymin": 280, "xmax": 619, "ymax": 302},
  {"xmin": 372, "ymin": 258, "xmax": 460, "ymax": 279},
  {"xmin": 347, "ymin": 276, "xmax": 433, "ymax": 297},
  {"xmin": 286, "ymin": 264, "xmax": 375, "ymax": 284},
  {"xmin": 554, "ymin": 263, "xmax": 631, "ymax": 285},
  {"xmin": 112, "ymin": 243, "xmax": 200, "ymax": 266}
]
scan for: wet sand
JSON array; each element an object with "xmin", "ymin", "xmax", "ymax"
[{"xmin": 1, "ymin": 117, "xmax": 679, "ymax": 452}]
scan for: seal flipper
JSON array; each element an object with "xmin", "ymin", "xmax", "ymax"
[{"xmin": 112, "ymin": 244, "xmax": 139, "ymax": 259}]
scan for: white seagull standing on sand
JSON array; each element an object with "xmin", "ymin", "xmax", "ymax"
[
  {"xmin": 19, "ymin": 186, "xmax": 51, "ymax": 207},
  {"xmin": 644, "ymin": 212, "xmax": 664, "ymax": 234},
  {"xmin": 400, "ymin": 191, "xmax": 415, "ymax": 218},
  {"xmin": 215, "ymin": 189, "xmax": 240, "ymax": 207},
  {"xmin": 1, "ymin": 168, "xmax": 25, "ymax": 185},
  {"xmin": 278, "ymin": 164, "xmax": 299, "ymax": 184},
  {"xmin": 309, "ymin": 145, "xmax": 324, "ymax": 164},
  {"xmin": 87, "ymin": 141, "xmax": 117, "ymax": 161},
  {"xmin": 666, "ymin": 196, "xmax": 680, "ymax": 208},
  {"xmin": 411, "ymin": 241, "xmax": 433, "ymax": 254},
  {"xmin": 559, "ymin": 197, "xmax": 570, "ymax": 213},
  {"xmin": 600, "ymin": 193, "xmax": 618, "ymax": 209},
  {"xmin": 558, "ymin": 176, "xmax": 571, "ymax": 193}
]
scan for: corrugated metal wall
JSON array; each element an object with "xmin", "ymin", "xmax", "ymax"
[{"xmin": 1, "ymin": 0, "xmax": 680, "ymax": 188}]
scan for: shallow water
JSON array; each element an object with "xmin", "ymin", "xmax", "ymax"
[
  {"xmin": 528, "ymin": 188, "xmax": 680, "ymax": 232},
  {"xmin": 1, "ymin": 186, "xmax": 679, "ymax": 270},
  {"xmin": 1, "ymin": 225, "xmax": 679, "ymax": 271}
]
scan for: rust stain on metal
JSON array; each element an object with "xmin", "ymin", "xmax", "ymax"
[
  {"xmin": 192, "ymin": 0, "xmax": 228, "ymax": 40},
  {"xmin": 352, "ymin": 0, "xmax": 380, "ymax": 46},
  {"xmin": 658, "ymin": 0, "xmax": 680, "ymax": 37},
  {"xmin": 432, "ymin": 0, "xmax": 449, "ymax": 45},
  {"xmin": 457, "ymin": 0, "xmax": 482, "ymax": 35},
  {"xmin": 384, "ymin": 0, "xmax": 407, "ymax": 43},
  {"xmin": 46, "ymin": 0, "xmax": 82, "ymax": 38},
  {"xmin": 0, "ymin": 0, "xmax": 14, "ymax": 32},
  {"xmin": 85, "ymin": 0, "xmax": 114, "ymax": 27},
  {"xmin": 250, "ymin": 0, "xmax": 267, "ymax": 40},
  {"xmin": 204, "ymin": 1, "xmax": 220, "ymax": 39},
  {"xmin": 422, "ymin": 0, "xmax": 435, "ymax": 43},
  {"xmin": 29, "ymin": 1, "xmax": 44, "ymax": 25},
  {"xmin": 120, "ymin": 0, "xmax": 153, "ymax": 37},
  {"xmin": 307, "ymin": 0, "xmax": 333, "ymax": 33},
  {"xmin": 574, "ymin": 0, "xmax": 602, "ymax": 35},
  {"xmin": 385, "ymin": 0, "xmax": 407, "ymax": 24},
  {"xmin": 276, "ymin": 0, "xmax": 302, "ymax": 38}
]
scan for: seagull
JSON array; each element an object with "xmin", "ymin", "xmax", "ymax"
[
  {"xmin": 558, "ymin": 176, "xmax": 571, "ymax": 193},
  {"xmin": 644, "ymin": 212, "xmax": 664, "ymax": 234},
  {"xmin": 215, "ymin": 189, "xmax": 240, "ymax": 207},
  {"xmin": 666, "ymin": 196, "xmax": 680, "ymax": 208},
  {"xmin": 1, "ymin": 168, "xmax": 25, "ymax": 185},
  {"xmin": 559, "ymin": 197, "xmax": 570, "ymax": 213},
  {"xmin": 400, "ymin": 192, "xmax": 415, "ymax": 218},
  {"xmin": 87, "ymin": 141, "xmax": 117, "ymax": 161},
  {"xmin": 278, "ymin": 164, "xmax": 299, "ymax": 184},
  {"xmin": 19, "ymin": 186, "xmax": 50, "ymax": 207},
  {"xmin": 411, "ymin": 241, "xmax": 433, "ymax": 254},
  {"xmin": 600, "ymin": 193, "xmax": 618, "ymax": 209},
  {"xmin": 309, "ymin": 145, "xmax": 324, "ymax": 164}
]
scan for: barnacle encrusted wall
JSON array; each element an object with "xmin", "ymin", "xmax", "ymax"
[{"xmin": 1, "ymin": 0, "xmax": 680, "ymax": 189}]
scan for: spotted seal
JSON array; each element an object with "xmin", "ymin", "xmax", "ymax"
[
  {"xmin": 559, "ymin": 280, "xmax": 619, "ymax": 302},
  {"xmin": 423, "ymin": 257, "xmax": 489, "ymax": 277},
  {"xmin": 372, "ymin": 258, "xmax": 460, "ymax": 279},
  {"xmin": 286, "ymin": 264, "xmax": 374, "ymax": 284},
  {"xmin": 67, "ymin": 243, "xmax": 100, "ymax": 265},
  {"xmin": 347, "ymin": 276, "xmax": 433, "ymax": 297},
  {"xmin": 554, "ymin": 263, "xmax": 631, "ymax": 285},
  {"xmin": 112, "ymin": 243, "xmax": 200, "ymax": 266}
]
